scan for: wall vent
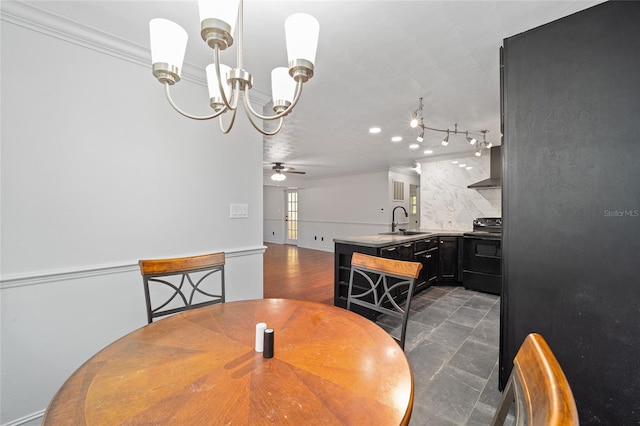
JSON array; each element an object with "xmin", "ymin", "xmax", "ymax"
[{"xmin": 393, "ymin": 180, "xmax": 405, "ymax": 201}]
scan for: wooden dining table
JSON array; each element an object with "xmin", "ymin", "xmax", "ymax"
[{"xmin": 42, "ymin": 298, "xmax": 414, "ymax": 425}]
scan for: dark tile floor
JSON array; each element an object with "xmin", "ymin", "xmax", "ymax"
[{"xmin": 377, "ymin": 285, "xmax": 508, "ymax": 425}]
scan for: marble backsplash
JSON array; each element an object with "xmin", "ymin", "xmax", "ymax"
[{"xmin": 420, "ymin": 155, "xmax": 501, "ymax": 231}]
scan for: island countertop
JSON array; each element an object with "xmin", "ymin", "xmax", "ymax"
[{"xmin": 333, "ymin": 230, "xmax": 465, "ymax": 248}]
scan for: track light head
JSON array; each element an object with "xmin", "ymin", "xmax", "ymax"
[
  {"xmin": 481, "ymin": 130, "xmax": 492, "ymax": 148},
  {"xmin": 441, "ymin": 131, "xmax": 450, "ymax": 146}
]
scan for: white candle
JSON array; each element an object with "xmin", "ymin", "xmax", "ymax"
[{"xmin": 255, "ymin": 322, "xmax": 267, "ymax": 352}]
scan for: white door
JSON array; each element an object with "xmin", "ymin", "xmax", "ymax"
[
  {"xmin": 285, "ymin": 190, "xmax": 298, "ymax": 245},
  {"xmin": 409, "ymin": 184, "xmax": 420, "ymax": 228}
]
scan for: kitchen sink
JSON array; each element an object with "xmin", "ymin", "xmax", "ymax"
[{"xmin": 378, "ymin": 231, "xmax": 429, "ymax": 236}]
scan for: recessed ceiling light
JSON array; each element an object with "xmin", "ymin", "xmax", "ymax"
[
  {"xmin": 409, "ymin": 143, "xmax": 419, "ymax": 149},
  {"xmin": 424, "ymin": 149, "xmax": 433, "ymax": 155},
  {"xmin": 369, "ymin": 127, "xmax": 381, "ymax": 134},
  {"xmin": 452, "ymin": 161, "xmax": 459, "ymax": 164},
  {"xmin": 466, "ymin": 166, "xmax": 472, "ymax": 170},
  {"xmin": 459, "ymin": 163, "xmax": 467, "ymax": 167},
  {"xmin": 391, "ymin": 136, "xmax": 403, "ymax": 142}
]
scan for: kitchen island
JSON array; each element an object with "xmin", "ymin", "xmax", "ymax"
[{"xmin": 333, "ymin": 231, "xmax": 464, "ymax": 316}]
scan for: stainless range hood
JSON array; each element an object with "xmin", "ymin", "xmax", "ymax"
[{"xmin": 468, "ymin": 145, "xmax": 502, "ymax": 189}]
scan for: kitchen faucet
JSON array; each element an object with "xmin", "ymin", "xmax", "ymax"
[{"xmin": 391, "ymin": 206, "xmax": 408, "ymax": 232}]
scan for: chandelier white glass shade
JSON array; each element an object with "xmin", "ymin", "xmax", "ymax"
[
  {"xmin": 150, "ymin": 19, "xmax": 188, "ymax": 76},
  {"xmin": 149, "ymin": 0, "xmax": 319, "ymax": 136},
  {"xmin": 409, "ymin": 97, "xmax": 493, "ymax": 155}
]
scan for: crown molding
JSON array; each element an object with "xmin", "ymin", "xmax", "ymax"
[{"xmin": 0, "ymin": 1, "xmax": 270, "ymax": 104}]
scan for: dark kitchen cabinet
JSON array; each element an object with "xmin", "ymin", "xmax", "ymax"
[
  {"xmin": 380, "ymin": 242, "xmax": 414, "ymax": 302},
  {"xmin": 334, "ymin": 233, "xmax": 464, "ymax": 321},
  {"xmin": 334, "ymin": 243, "xmax": 378, "ymax": 319},
  {"xmin": 334, "ymin": 241, "xmax": 416, "ymax": 318},
  {"xmin": 438, "ymin": 237, "xmax": 460, "ymax": 282},
  {"xmin": 413, "ymin": 237, "xmax": 439, "ymax": 292}
]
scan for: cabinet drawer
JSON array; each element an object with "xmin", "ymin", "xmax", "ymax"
[
  {"xmin": 380, "ymin": 243, "xmax": 414, "ymax": 260},
  {"xmin": 414, "ymin": 238, "xmax": 438, "ymax": 252}
]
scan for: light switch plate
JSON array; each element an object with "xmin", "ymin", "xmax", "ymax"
[{"xmin": 230, "ymin": 204, "xmax": 249, "ymax": 218}]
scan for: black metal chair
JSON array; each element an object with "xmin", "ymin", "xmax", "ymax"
[
  {"xmin": 347, "ymin": 252, "xmax": 422, "ymax": 350},
  {"xmin": 138, "ymin": 252, "xmax": 225, "ymax": 324}
]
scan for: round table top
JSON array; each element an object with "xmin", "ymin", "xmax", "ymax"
[{"xmin": 43, "ymin": 298, "xmax": 414, "ymax": 425}]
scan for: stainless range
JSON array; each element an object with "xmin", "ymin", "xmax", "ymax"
[{"xmin": 463, "ymin": 218, "xmax": 502, "ymax": 295}]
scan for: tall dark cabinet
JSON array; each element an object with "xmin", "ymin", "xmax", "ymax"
[{"xmin": 501, "ymin": 2, "xmax": 640, "ymax": 424}]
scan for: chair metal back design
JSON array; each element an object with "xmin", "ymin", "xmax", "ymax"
[
  {"xmin": 491, "ymin": 333, "xmax": 579, "ymax": 426},
  {"xmin": 138, "ymin": 252, "xmax": 225, "ymax": 324},
  {"xmin": 347, "ymin": 252, "xmax": 422, "ymax": 350}
]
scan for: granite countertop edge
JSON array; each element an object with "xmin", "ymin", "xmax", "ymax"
[{"xmin": 333, "ymin": 230, "xmax": 466, "ymax": 248}]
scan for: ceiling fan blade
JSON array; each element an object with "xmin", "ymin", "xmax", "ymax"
[{"xmin": 267, "ymin": 162, "xmax": 306, "ymax": 175}]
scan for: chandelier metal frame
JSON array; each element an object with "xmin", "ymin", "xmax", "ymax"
[{"xmin": 150, "ymin": 0, "xmax": 319, "ymax": 136}]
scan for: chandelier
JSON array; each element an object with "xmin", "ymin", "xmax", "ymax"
[
  {"xmin": 409, "ymin": 97, "xmax": 492, "ymax": 156},
  {"xmin": 149, "ymin": 0, "xmax": 319, "ymax": 136}
]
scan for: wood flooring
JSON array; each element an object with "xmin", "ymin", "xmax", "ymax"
[{"xmin": 263, "ymin": 243, "xmax": 334, "ymax": 305}]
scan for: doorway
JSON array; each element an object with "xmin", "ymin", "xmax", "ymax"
[
  {"xmin": 409, "ymin": 184, "xmax": 420, "ymax": 229},
  {"xmin": 285, "ymin": 190, "xmax": 298, "ymax": 245}
]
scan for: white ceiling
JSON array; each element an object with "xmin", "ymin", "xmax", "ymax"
[{"xmin": 27, "ymin": 0, "xmax": 605, "ymax": 179}]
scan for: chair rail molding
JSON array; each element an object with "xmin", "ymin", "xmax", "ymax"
[
  {"xmin": 0, "ymin": 246, "xmax": 266, "ymax": 290},
  {"xmin": 1, "ymin": 408, "xmax": 46, "ymax": 426}
]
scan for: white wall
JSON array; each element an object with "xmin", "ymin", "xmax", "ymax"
[
  {"xmin": 263, "ymin": 170, "xmax": 419, "ymax": 252},
  {"xmin": 0, "ymin": 4, "xmax": 264, "ymax": 424},
  {"xmin": 420, "ymin": 154, "xmax": 501, "ymax": 231}
]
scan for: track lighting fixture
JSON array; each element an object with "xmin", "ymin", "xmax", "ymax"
[
  {"xmin": 409, "ymin": 97, "xmax": 492, "ymax": 153},
  {"xmin": 471, "ymin": 130, "xmax": 493, "ymax": 156}
]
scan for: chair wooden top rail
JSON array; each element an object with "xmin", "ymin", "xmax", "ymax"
[
  {"xmin": 139, "ymin": 252, "xmax": 225, "ymax": 275},
  {"xmin": 492, "ymin": 332, "xmax": 579, "ymax": 425},
  {"xmin": 516, "ymin": 333, "xmax": 579, "ymax": 425},
  {"xmin": 351, "ymin": 252, "xmax": 422, "ymax": 279}
]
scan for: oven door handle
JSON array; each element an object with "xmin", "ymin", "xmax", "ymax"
[{"xmin": 474, "ymin": 254, "xmax": 501, "ymax": 259}]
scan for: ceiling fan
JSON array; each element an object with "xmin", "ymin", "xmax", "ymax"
[{"xmin": 270, "ymin": 162, "xmax": 306, "ymax": 181}]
